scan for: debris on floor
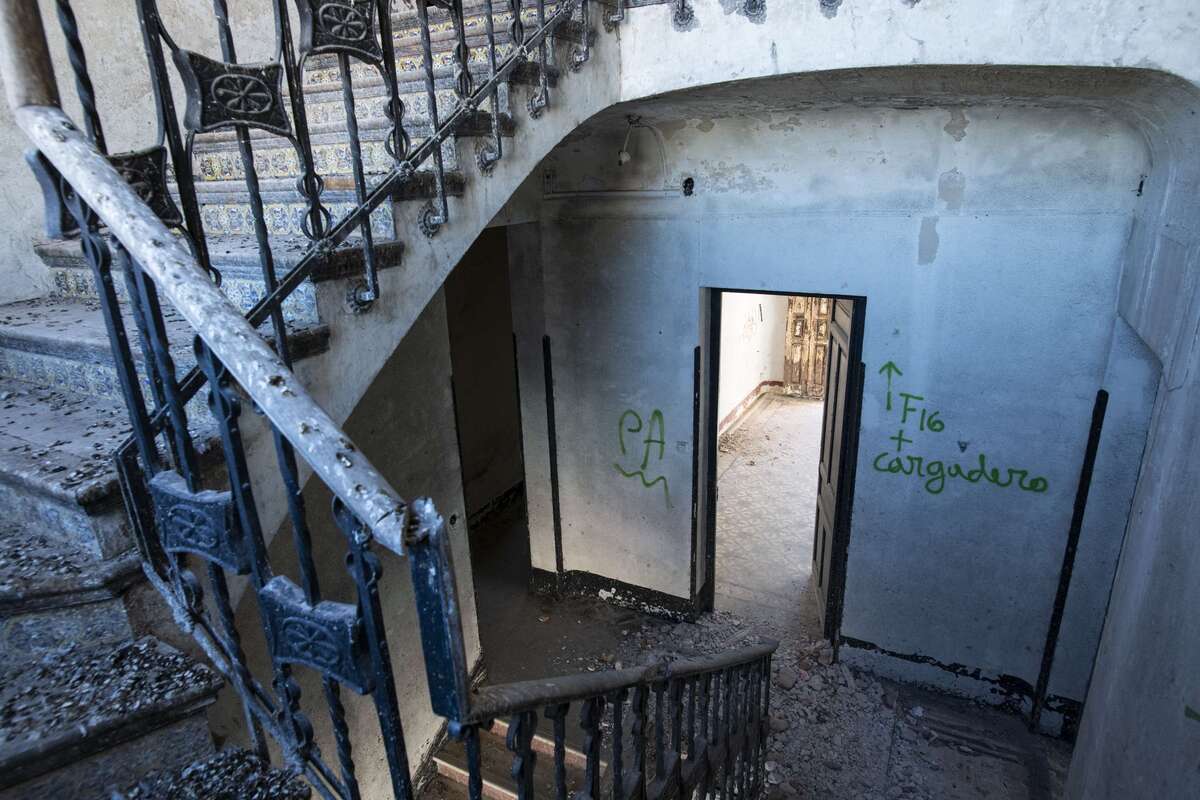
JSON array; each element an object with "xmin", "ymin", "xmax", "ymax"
[{"xmin": 599, "ymin": 610, "xmax": 1070, "ymax": 800}]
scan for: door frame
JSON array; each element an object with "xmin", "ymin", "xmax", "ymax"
[{"xmin": 695, "ymin": 287, "xmax": 867, "ymax": 642}]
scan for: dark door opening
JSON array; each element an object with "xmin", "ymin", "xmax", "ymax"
[
  {"xmin": 445, "ymin": 226, "xmax": 525, "ymax": 527},
  {"xmin": 699, "ymin": 290, "xmax": 865, "ymax": 643}
]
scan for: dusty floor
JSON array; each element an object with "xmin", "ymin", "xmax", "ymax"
[
  {"xmin": 716, "ymin": 393, "xmax": 824, "ymax": 641},
  {"xmin": 466, "ymin": 393, "xmax": 1072, "ymax": 798}
]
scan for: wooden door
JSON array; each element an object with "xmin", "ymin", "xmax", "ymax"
[{"xmin": 813, "ymin": 298, "xmax": 864, "ymax": 640}]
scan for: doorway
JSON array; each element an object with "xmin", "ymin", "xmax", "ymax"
[{"xmin": 700, "ymin": 290, "xmax": 865, "ymax": 642}]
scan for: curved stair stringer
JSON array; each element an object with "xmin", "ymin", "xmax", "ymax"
[{"xmin": 229, "ymin": 23, "xmax": 623, "ymax": 582}]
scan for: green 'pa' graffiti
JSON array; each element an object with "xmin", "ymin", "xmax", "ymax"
[{"xmin": 613, "ymin": 408, "xmax": 671, "ymax": 508}]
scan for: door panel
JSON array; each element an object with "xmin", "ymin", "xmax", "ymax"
[{"xmin": 813, "ymin": 298, "xmax": 864, "ymax": 640}]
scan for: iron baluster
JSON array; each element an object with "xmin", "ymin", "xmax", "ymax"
[
  {"xmin": 449, "ymin": 0, "xmax": 475, "ymax": 104},
  {"xmin": 668, "ymin": 677, "xmax": 683, "ymax": 795},
  {"xmin": 196, "ymin": 341, "xmax": 322, "ymax": 767},
  {"xmin": 571, "ymin": 0, "xmax": 590, "ymax": 71},
  {"xmin": 507, "ymin": 710, "xmax": 538, "ymax": 800},
  {"xmin": 414, "ymin": 0, "xmax": 448, "ymax": 236},
  {"xmin": 580, "ymin": 695, "xmax": 605, "ymax": 800},
  {"xmin": 132, "ymin": 0, "xmax": 219, "ymax": 283},
  {"xmin": 544, "ymin": 703, "xmax": 570, "ymax": 800},
  {"xmin": 653, "ymin": 679, "xmax": 666, "ymax": 785},
  {"xmin": 629, "ymin": 684, "xmax": 649, "ymax": 800},
  {"xmin": 334, "ymin": 501, "xmax": 416, "ymax": 800},
  {"xmin": 508, "ymin": 0, "xmax": 526, "ymax": 52},
  {"xmin": 337, "ymin": 52, "xmax": 381, "ymax": 307},
  {"xmin": 528, "ymin": 0, "xmax": 549, "ymax": 117},
  {"xmin": 273, "ymin": 0, "xmax": 329, "ymax": 242},
  {"xmin": 720, "ymin": 666, "xmax": 729, "ymax": 796},
  {"xmin": 605, "ymin": 0, "xmax": 625, "ymax": 30},
  {"xmin": 118, "ymin": 253, "xmax": 173, "ymax": 465},
  {"xmin": 610, "ymin": 688, "xmax": 627, "ymax": 800},
  {"xmin": 463, "ymin": 724, "xmax": 485, "ymax": 800},
  {"xmin": 375, "ymin": 0, "xmax": 411, "ymax": 166},
  {"xmin": 476, "ymin": 0, "xmax": 503, "ymax": 174},
  {"xmin": 672, "ymin": 0, "xmax": 694, "ymax": 29},
  {"xmin": 53, "ymin": 0, "xmax": 104, "ymax": 151}
]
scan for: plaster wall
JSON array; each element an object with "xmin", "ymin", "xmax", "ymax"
[
  {"xmin": 716, "ymin": 291, "xmax": 787, "ymax": 426},
  {"xmin": 511, "ymin": 99, "xmax": 1159, "ymax": 720}
]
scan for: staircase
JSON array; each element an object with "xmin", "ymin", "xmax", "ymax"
[{"xmin": 0, "ymin": 0, "xmax": 778, "ymax": 796}]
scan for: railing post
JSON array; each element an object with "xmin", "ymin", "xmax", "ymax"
[{"xmin": 0, "ymin": 0, "xmax": 60, "ymax": 109}]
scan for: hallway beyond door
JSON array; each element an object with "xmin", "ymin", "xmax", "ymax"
[{"xmin": 715, "ymin": 392, "xmax": 824, "ymax": 640}]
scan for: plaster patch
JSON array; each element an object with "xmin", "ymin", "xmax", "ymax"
[
  {"xmin": 820, "ymin": 0, "xmax": 842, "ymax": 19},
  {"xmin": 938, "ymin": 168, "xmax": 966, "ymax": 212},
  {"xmin": 943, "ymin": 109, "xmax": 969, "ymax": 141},
  {"xmin": 918, "ymin": 216, "xmax": 939, "ymax": 264},
  {"xmin": 700, "ymin": 160, "xmax": 775, "ymax": 193},
  {"xmin": 694, "ymin": 118, "xmax": 716, "ymax": 133}
]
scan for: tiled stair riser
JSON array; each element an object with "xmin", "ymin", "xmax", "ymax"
[
  {"xmin": 50, "ymin": 262, "xmax": 319, "ymax": 327},
  {"xmin": 193, "ymin": 128, "xmax": 460, "ymax": 184},
  {"xmin": 198, "ymin": 192, "xmax": 396, "ymax": 238},
  {"xmin": 0, "ymin": 334, "xmax": 224, "ymax": 420},
  {"xmin": 0, "ymin": 597, "xmax": 132, "ymax": 665},
  {"xmin": 0, "ymin": 481, "xmax": 129, "ymax": 559}
]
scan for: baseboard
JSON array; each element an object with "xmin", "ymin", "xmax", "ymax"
[
  {"xmin": 530, "ymin": 567, "xmax": 696, "ymax": 621},
  {"xmin": 718, "ymin": 380, "xmax": 784, "ymax": 436}
]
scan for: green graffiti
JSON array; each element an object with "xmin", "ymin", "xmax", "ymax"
[
  {"xmin": 614, "ymin": 408, "xmax": 671, "ymax": 507},
  {"xmin": 1186, "ymin": 705, "xmax": 1200, "ymax": 723},
  {"xmin": 872, "ymin": 451, "xmax": 1049, "ymax": 495},
  {"xmin": 879, "ymin": 361, "xmax": 903, "ymax": 411},
  {"xmin": 875, "ymin": 364, "xmax": 1049, "ymax": 496}
]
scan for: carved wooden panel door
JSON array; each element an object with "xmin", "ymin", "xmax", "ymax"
[
  {"xmin": 785, "ymin": 296, "xmax": 833, "ymax": 398},
  {"xmin": 813, "ymin": 298, "xmax": 864, "ymax": 640}
]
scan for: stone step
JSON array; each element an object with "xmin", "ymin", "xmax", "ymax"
[
  {"xmin": 430, "ymin": 721, "xmax": 590, "ymax": 800},
  {"xmin": 114, "ymin": 747, "xmax": 312, "ymax": 799},
  {"xmin": 196, "ymin": 169, "xmax": 465, "ymax": 237},
  {"xmin": 0, "ymin": 294, "xmax": 330, "ymax": 401},
  {"xmin": 38, "ymin": 234, "xmax": 404, "ymax": 324},
  {"xmin": 0, "ymin": 376, "xmax": 228, "ymax": 562},
  {"xmin": 0, "ymin": 637, "xmax": 222, "ymax": 800},
  {"xmin": 0, "ymin": 516, "xmax": 143, "ymax": 664}
]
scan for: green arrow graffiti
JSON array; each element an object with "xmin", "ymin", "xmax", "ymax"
[{"xmin": 879, "ymin": 361, "xmax": 903, "ymax": 411}]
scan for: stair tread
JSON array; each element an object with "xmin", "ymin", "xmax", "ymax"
[
  {"xmin": 115, "ymin": 747, "xmax": 311, "ymax": 800},
  {"xmin": 0, "ymin": 375, "xmax": 136, "ymax": 504},
  {"xmin": 0, "ymin": 515, "xmax": 140, "ymax": 606},
  {"xmin": 0, "ymin": 294, "xmax": 330, "ymax": 366},
  {"xmin": 0, "ymin": 373, "xmax": 224, "ymax": 514},
  {"xmin": 0, "ymin": 637, "xmax": 222, "ymax": 777},
  {"xmin": 435, "ymin": 725, "xmax": 588, "ymax": 799}
]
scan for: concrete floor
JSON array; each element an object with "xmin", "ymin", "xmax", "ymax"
[
  {"xmin": 715, "ymin": 393, "xmax": 825, "ymax": 641},
  {"xmin": 464, "ymin": 396, "xmax": 1072, "ymax": 797}
]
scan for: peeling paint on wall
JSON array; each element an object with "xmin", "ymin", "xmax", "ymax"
[
  {"xmin": 944, "ymin": 109, "xmax": 970, "ymax": 141},
  {"xmin": 918, "ymin": 216, "xmax": 940, "ymax": 264},
  {"xmin": 820, "ymin": 0, "xmax": 843, "ymax": 19},
  {"xmin": 938, "ymin": 168, "xmax": 966, "ymax": 212}
]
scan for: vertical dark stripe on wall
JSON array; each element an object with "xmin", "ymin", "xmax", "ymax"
[
  {"xmin": 512, "ymin": 334, "xmax": 527, "ymax": 473},
  {"xmin": 1030, "ymin": 388, "xmax": 1109, "ymax": 730},
  {"xmin": 690, "ymin": 345, "xmax": 701, "ymax": 601},
  {"xmin": 449, "ymin": 375, "xmax": 468, "ymax": 513},
  {"xmin": 543, "ymin": 334, "xmax": 565, "ymax": 576},
  {"xmin": 701, "ymin": 290, "xmax": 723, "ymax": 611}
]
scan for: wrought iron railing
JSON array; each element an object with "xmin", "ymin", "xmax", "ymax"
[{"xmin": 0, "ymin": 0, "xmax": 776, "ymax": 795}]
